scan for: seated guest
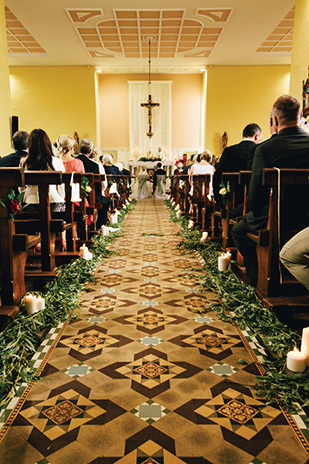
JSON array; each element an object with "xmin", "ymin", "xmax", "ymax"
[
  {"xmin": 174, "ymin": 162, "xmax": 183, "ymax": 176},
  {"xmin": 114, "ymin": 162, "xmax": 132, "ymax": 186},
  {"xmin": 0, "ymin": 130, "xmax": 29, "ymax": 167},
  {"xmin": 77, "ymin": 139, "xmax": 109, "ymax": 228},
  {"xmin": 213, "ymin": 123, "xmax": 262, "ymax": 205},
  {"xmin": 181, "ymin": 154, "xmax": 195, "ymax": 174},
  {"xmin": 20, "ymin": 128, "xmax": 66, "ymax": 213},
  {"xmin": 280, "ymin": 227, "xmax": 309, "ymax": 291},
  {"xmin": 55, "ymin": 135, "xmax": 94, "ymax": 225},
  {"xmin": 189, "ymin": 150, "xmax": 215, "ymax": 176},
  {"xmin": 231, "ymin": 95, "xmax": 309, "ymax": 286},
  {"xmin": 100, "ymin": 153, "xmax": 120, "ymax": 175}
]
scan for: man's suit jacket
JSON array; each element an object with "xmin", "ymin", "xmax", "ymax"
[
  {"xmin": 246, "ymin": 126, "xmax": 309, "ymax": 231},
  {"xmin": 213, "ymin": 140, "xmax": 256, "ymax": 203},
  {"xmin": 153, "ymin": 168, "xmax": 166, "ymax": 187},
  {"xmin": 77, "ymin": 154, "xmax": 102, "ymax": 201},
  {"xmin": 0, "ymin": 149, "xmax": 27, "ymax": 167}
]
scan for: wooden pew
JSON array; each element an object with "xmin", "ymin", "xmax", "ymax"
[
  {"xmin": 211, "ymin": 172, "xmax": 240, "ymax": 246},
  {"xmin": 14, "ymin": 171, "xmax": 70, "ymax": 274},
  {"xmin": 234, "ymin": 169, "xmax": 309, "ymax": 325},
  {"xmin": 189, "ymin": 174, "xmax": 213, "ymax": 231},
  {"xmin": 0, "ymin": 168, "xmax": 39, "ymax": 309}
]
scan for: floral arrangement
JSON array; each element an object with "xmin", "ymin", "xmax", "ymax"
[
  {"xmin": 81, "ymin": 177, "xmax": 92, "ymax": 198},
  {"xmin": 138, "ymin": 156, "xmax": 162, "ymax": 162},
  {"xmin": 219, "ymin": 181, "xmax": 230, "ymax": 206},
  {"xmin": 0, "ymin": 189, "xmax": 26, "ymax": 220}
]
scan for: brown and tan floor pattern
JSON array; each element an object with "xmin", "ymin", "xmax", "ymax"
[{"xmin": 0, "ymin": 199, "xmax": 308, "ymax": 463}]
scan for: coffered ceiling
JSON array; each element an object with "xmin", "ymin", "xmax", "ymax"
[{"xmin": 5, "ymin": 0, "xmax": 295, "ymax": 72}]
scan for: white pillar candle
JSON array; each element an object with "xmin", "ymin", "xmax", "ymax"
[
  {"xmin": 301, "ymin": 327, "xmax": 309, "ymax": 366},
  {"xmin": 101, "ymin": 225, "xmax": 109, "ymax": 236},
  {"xmin": 25, "ymin": 294, "xmax": 37, "ymax": 315},
  {"xmin": 201, "ymin": 232, "xmax": 208, "ymax": 242},
  {"xmin": 111, "ymin": 214, "xmax": 118, "ymax": 224},
  {"xmin": 218, "ymin": 254, "xmax": 229, "ymax": 272},
  {"xmin": 188, "ymin": 220, "xmax": 194, "ymax": 229},
  {"xmin": 287, "ymin": 348, "xmax": 307, "ymax": 372},
  {"xmin": 80, "ymin": 244, "xmax": 89, "ymax": 259},
  {"xmin": 36, "ymin": 296, "xmax": 45, "ymax": 311},
  {"xmin": 122, "ymin": 204, "xmax": 126, "ymax": 209},
  {"xmin": 175, "ymin": 204, "xmax": 180, "ymax": 211},
  {"xmin": 86, "ymin": 251, "xmax": 93, "ymax": 260},
  {"xmin": 176, "ymin": 210, "xmax": 181, "ymax": 218}
]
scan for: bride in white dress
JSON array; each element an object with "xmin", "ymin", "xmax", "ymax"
[{"xmin": 135, "ymin": 167, "xmax": 149, "ymax": 199}]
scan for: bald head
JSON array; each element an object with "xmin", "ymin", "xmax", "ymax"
[{"xmin": 272, "ymin": 95, "xmax": 301, "ymax": 131}]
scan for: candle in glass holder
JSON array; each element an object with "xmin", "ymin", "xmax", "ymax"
[
  {"xmin": 287, "ymin": 347, "xmax": 307, "ymax": 372},
  {"xmin": 201, "ymin": 232, "xmax": 208, "ymax": 242},
  {"xmin": 36, "ymin": 296, "xmax": 45, "ymax": 311},
  {"xmin": 80, "ymin": 244, "xmax": 88, "ymax": 259},
  {"xmin": 301, "ymin": 327, "xmax": 309, "ymax": 366},
  {"xmin": 218, "ymin": 253, "xmax": 229, "ymax": 271}
]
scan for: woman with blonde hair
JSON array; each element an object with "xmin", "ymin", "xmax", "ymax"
[{"xmin": 55, "ymin": 134, "xmax": 93, "ymax": 225}]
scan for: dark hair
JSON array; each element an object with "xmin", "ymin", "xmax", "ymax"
[
  {"xmin": 157, "ymin": 162, "xmax": 162, "ymax": 168},
  {"xmin": 12, "ymin": 131, "xmax": 29, "ymax": 150},
  {"xmin": 242, "ymin": 123, "xmax": 262, "ymax": 138},
  {"xmin": 25, "ymin": 129, "xmax": 54, "ymax": 171},
  {"xmin": 273, "ymin": 95, "xmax": 300, "ymax": 125}
]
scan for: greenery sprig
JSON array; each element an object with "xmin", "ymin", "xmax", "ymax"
[{"xmin": 165, "ymin": 199, "xmax": 308, "ymax": 413}]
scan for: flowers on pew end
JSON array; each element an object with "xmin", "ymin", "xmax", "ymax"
[
  {"xmin": 218, "ymin": 181, "xmax": 230, "ymax": 206},
  {"xmin": 81, "ymin": 177, "xmax": 92, "ymax": 198},
  {"xmin": 0, "ymin": 189, "xmax": 26, "ymax": 220}
]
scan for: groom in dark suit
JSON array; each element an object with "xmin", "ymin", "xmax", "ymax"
[
  {"xmin": 0, "ymin": 131, "xmax": 29, "ymax": 167},
  {"xmin": 231, "ymin": 95, "xmax": 309, "ymax": 285}
]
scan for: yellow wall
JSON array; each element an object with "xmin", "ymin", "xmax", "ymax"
[
  {"xmin": 0, "ymin": 0, "xmax": 12, "ymax": 154},
  {"xmin": 290, "ymin": 0, "xmax": 309, "ymax": 100},
  {"xmin": 98, "ymin": 73, "xmax": 203, "ymax": 149},
  {"xmin": 205, "ymin": 65, "xmax": 290, "ymax": 157},
  {"xmin": 9, "ymin": 66, "xmax": 97, "ymax": 147}
]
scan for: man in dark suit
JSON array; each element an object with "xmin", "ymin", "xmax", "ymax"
[
  {"xmin": 152, "ymin": 162, "xmax": 166, "ymax": 196},
  {"xmin": 77, "ymin": 139, "xmax": 109, "ymax": 228},
  {"xmin": 213, "ymin": 123, "xmax": 262, "ymax": 205},
  {"xmin": 0, "ymin": 131, "xmax": 28, "ymax": 167},
  {"xmin": 231, "ymin": 95, "xmax": 309, "ymax": 285}
]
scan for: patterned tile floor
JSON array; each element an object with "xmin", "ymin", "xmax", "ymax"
[{"xmin": 0, "ymin": 199, "xmax": 308, "ymax": 463}]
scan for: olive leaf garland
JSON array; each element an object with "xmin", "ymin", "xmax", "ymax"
[
  {"xmin": 165, "ymin": 200, "xmax": 309, "ymax": 413},
  {"xmin": 0, "ymin": 200, "xmax": 136, "ymax": 410}
]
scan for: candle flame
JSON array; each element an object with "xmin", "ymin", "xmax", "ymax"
[{"xmin": 293, "ymin": 347, "xmax": 299, "ymax": 353}]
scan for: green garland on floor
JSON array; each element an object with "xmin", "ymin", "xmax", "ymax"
[
  {"xmin": 0, "ymin": 200, "xmax": 136, "ymax": 411},
  {"xmin": 166, "ymin": 200, "xmax": 309, "ymax": 414}
]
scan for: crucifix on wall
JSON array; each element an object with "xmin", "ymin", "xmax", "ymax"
[
  {"xmin": 141, "ymin": 95, "xmax": 160, "ymax": 138},
  {"xmin": 140, "ymin": 37, "xmax": 160, "ymax": 139}
]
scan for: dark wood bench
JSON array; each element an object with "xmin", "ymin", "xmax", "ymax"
[{"xmin": 0, "ymin": 168, "xmax": 39, "ymax": 309}]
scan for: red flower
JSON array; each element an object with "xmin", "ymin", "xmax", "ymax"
[{"xmin": 10, "ymin": 199, "xmax": 21, "ymax": 213}]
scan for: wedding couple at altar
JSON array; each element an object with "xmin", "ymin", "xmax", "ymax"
[{"xmin": 135, "ymin": 162, "xmax": 169, "ymax": 199}]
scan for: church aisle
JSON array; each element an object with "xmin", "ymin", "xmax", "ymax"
[{"xmin": 0, "ymin": 199, "xmax": 308, "ymax": 463}]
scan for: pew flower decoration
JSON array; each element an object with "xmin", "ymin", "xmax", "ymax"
[
  {"xmin": 219, "ymin": 181, "xmax": 230, "ymax": 206},
  {"xmin": 81, "ymin": 177, "xmax": 92, "ymax": 198},
  {"xmin": 0, "ymin": 189, "xmax": 26, "ymax": 220}
]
